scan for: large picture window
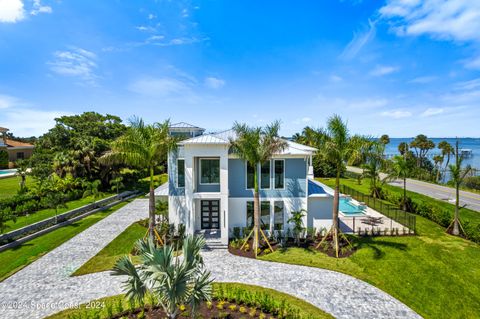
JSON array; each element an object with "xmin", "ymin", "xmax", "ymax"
[
  {"xmin": 177, "ymin": 159, "xmax": 185, "ymax": 188},
  {"xmin": 261, "ymin": 201, "xmax": 270, "ymax": 230},
  {"xmin": 246, "ymin": 162, "xmax": 255, "ymax": 189},
  {"xmin": 246, "ymin": 201, "xmax": 254, "ymax": 227},
  {"xmin": 200, "ymin": 159, "xmax": 220, "ymax": 184},
  {"xmin": 261, "ymin": 161, "xmax": 270, "ymax": 189},
  {"xmin": 274, "ymin": 160, "xmax": 285, "ymax": 189},
  {"xmin": 274, "ymin": 201, "xmax": 284, "ymax": 230}
]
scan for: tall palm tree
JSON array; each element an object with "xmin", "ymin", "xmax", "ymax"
[
  {"xmin": 101, "ymin": 118, "xmax": 176, "ymax": 238},
  {"xmin": 386, "ymin": 155, "xmax": 411, "ymax": 211},
  {"xmin": 316, "ymin": 115, "xmax": 357, "ymax": 258},
  {"xmin": 230, "ymin": 121, "xmax": 287, "ymax": 258},
  {"xmin": 433, "ymin": 154, "xmax": 444, "ymax": 183},
  {"xmin": 112, "ymin": 235, "xmax": 212, "ymax": 319},
  {"xmin": 448, "ymin": 140, "xmax": 472, "ymax": 236},
  {"xmin": 362, "ymin": 143, "xmax": 385, "ymax": 198},
  {"xmin": 438, "ymin": 140, "xmax": 454, "ymax": 182}
]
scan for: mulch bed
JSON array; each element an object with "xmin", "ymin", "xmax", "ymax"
[
  {"xmin": 229, "ymin": 236, "xmax": 356, "ymax": 259},
  {"xmin": 111, "ymin": 300, "xmax": 275, "ymax": 319}
]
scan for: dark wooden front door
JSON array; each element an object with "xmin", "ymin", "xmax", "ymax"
[{"xmin": 201, "ymin": 200, "xmax": 220, "ymax": 229}]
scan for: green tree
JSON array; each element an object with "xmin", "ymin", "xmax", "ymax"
[
  {"xmin": 0, "ymin": 150, "xmax": 8, "ymax": 169},
  {"xmin": 101, "ymin": 118, "xmax": 176, "ymax": 239},
  {"xmin": 398, "ymin": 142, "xmax": 409, "ymax": 155},
  {"xmin": 287, "ymin": 209, "xmax": 306, "ymax": 246},
  {"xmin": 361, "ymin": 143, "xmax": 385, "ymax": 198},
  {"xmin": 109, "ymin": 175, "xmax": 124, "ymax": 194},
  {"xmin": 83, "ymin": 179, "xmax": 102, "ymax": 203},
  {"xmin": 379, "ymin": 134, "xmax": 390, "ymax": 146},
  {"xmin": 41, "ymin": 192, "xmax": 67, "ymax": 224},
  {"xmin": 433, "ymin": 154, "xmax": 444, "ymax": 183},
  {"xmin": 112, "ymin": 235, "xmax": 213, "ymax": 319},
  {"xmin": 0, "ymin": 207, "xmax": 16, "ymax": 234},
  {"xmin": 386, "ymin": 155, "xmax": 412, "ymax": 211},
  {"xmin": 15, "ymin": 159, "xmax": 30, "ymax": 191},
  {"xmin": 438, "ymin": 140, "xmax": 454, "ymax": 182},
  {"xmin": 448, "ymin": 140, "xmax": 472, "ymax": 236},
  {"xmin": 409, "ymin": 134, "xmax": 435, "ymax": 167},
  {"xmin": 230, "ymin": 121, "xmax": 287, "ymax": 257}
]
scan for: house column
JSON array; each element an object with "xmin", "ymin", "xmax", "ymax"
[{"xmin": 220, "ymin": 146, "xmax": 229, "ymax": 244}]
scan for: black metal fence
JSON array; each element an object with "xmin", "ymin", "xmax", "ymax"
[{"xmin": 340, "ymin": 184, "xmax": 416, "ymax": 234}]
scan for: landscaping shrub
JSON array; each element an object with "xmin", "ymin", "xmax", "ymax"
[
  {"xmin": 0, "ymin": 150, "xmax": 8, "ymax": 169},
  {"xmin": 464, "ymin": 176, "xmax": 480, "ymax": 191}
]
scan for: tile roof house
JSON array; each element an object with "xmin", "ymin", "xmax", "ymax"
[{"xmin": 0, "ymin": 127, "xmax": 34, "ymax": 164}]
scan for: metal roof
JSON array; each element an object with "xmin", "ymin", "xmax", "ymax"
[
  {"xmin": 154, "ymin": 182, "xmax": 169, "ymax": 197},
  {"xmin": 308, "ymin": 179, "xmax": 334, "ymax": 197},
  {"xmin": 170, "ymin": 122, "xmax": 205, "ymax": 130}
]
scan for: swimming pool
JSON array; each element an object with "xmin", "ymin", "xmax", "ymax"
[
  {"xmin": 339, "ymin": 197, "xmax": 366, "ymax": 216},
  {"xmin": 0, "ymin": 169, "xmax": 17, "ymax": 176}
]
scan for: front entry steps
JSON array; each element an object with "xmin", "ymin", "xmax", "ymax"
[{"xmin": 195, "ymin": 229, "xmax": 227, "ymax": 250}]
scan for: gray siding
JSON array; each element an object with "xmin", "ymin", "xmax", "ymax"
[
  {"xmin": 228, "ymin": 158, "xmax": 307, "ymax": 198},
  {"xmin": 168, "ymin": 151, "xmax": 185, "ymax": 196}
]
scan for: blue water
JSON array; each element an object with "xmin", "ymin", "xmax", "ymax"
[
  {"xmin": 384, "ymin": 138, "xmax": 480, "ymax": 170},
  {"xmin": 339, "ymin": 197, "xmax": 365, "ymax": 216},
  {"xmin": 0, "ymin": 169, "xmax": 16, "ymax": 175}
]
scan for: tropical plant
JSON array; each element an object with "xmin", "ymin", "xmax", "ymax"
[
  {"xmin": 438, "ymin": 140, "xmax": 454, "ymax": 182},
  {"xmin": 0, "ymin": 150, "xmax": 8, "ymax": 169},
  {"xmin": 0, "ymin": 207, "xmax": 16, "ymax": 234},
  {"xmin": 398, "ymin": 142, "xmax": 409, "ymax": 155},
  {"xmin": 361, "ymin": 142, "xmax": 385, "ymax": 198},
  {"xmin": 41, "ymin": 192, "xmax": 67, "ymax": 223},
  {"xmin": 15, "ymin": 159, "xmax": 30, "ymax": 191},
  {"xmin": 287, "ymin": 209, "xmax": 306, "ymax": 246},
  {"xmin": 433, "ymin": 154, "xmax": 444, "ymax": 183},
  {"xmin": 112, "ymin": 235, "xmax": 213, "ymax": 319},
  {"xmin": 409, "ymin": 134, "xmax": 435, "ymax": 167},
  {"xmin": 83, "ymin": 179, "xmax": 102, "ymax": 204},
  {"xmin": 385, "ymin": 155, "xmax": 412, "ymax": 211},
  {"xmin": 110, "ymin": 175, "xmax": 124, "ymax": 194},
  {"xmin": 379, "ymin": 134, "xmax": 390, "ymax": 146},
  {"xmin": 448, "ymin": 140, "xmax": 472, "ymax": 236},
  {"xmin": 101, "ymin": 117, "xmax": 176, "ymax": 239},
  {"xmin": 230, "ymin": 121, "xmax": 287, "ymax": 257}
]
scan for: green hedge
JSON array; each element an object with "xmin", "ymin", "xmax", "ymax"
[{"xmin": 0, "ymin": 150, "xmax": 8, "ymax": 169}]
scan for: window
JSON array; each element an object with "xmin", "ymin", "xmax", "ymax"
[
  {"xmin": 246, "ymin": 162, "xmax": 255, "ymax": 189},
  {"xmin": 261, "ymin": 161, "xmax": 270, "ymax": 189},
  {"xmin": 274, "ymin": 201, "xmax": 284, "ymax": 230},
  {"xmin": 177, "ymin": 159, "xmax": 185, "ymax": 188},
  {"xmin": 274, "ymin": 160, "xmax": 285, "ymax": 189},
  {"xmin": 200, "ymin": 159, "xmax": 220, "ymax": 184},
  {"xmin": 16, "ymin": 152, "xmax": 25, "ymax": 160},
  {"xmin": 261, "ymin": 201, "xmax": 270, "ymax": 230},
  {"xmin": 246, "ymin": 201, "xmax": 254, "ymax": 227}
]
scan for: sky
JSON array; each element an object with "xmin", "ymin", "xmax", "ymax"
[{"xmin": 0, "ymin": 0, "xmax": 479, "ymax": 138}]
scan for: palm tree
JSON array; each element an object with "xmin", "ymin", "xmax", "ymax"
[
  {"xmin": 101, "ymin": 118, "xmax": 176, "ymax": 238},
  {"xmin": 386, "ymin": 155, "xmax": 411, "ymax": 211},
  {"xmin": 438, "ymin": 140, "xmax": 454, "ymax": 182},
  {"xmin": 112, "ymin": 235, "xmax": 212, "ymax": 319},
  {"xmin": 433, "ymin": 154, "xmax": 444, "ymax": 183},
  {"xmin": 83, "ymin": 179, "xmax": 102, "ymax": 204},
  {"xmin": 230, "ymin": 121, "xmax": 287, "ymax": 258},
  {"xmin": 287, "ymin": 209, "xmax": 306, "ymax": 246},
  {"xmin": 448, "ymin": 140, "xmax": 472, "ymax": 236},
  {"xmin": 361, "ymin": 142, "xmax": 385, "ymax": 198},
  {"xmin": 316, "ymin": 115, "xmax": 356, "ymax": 257},
  {"xmin": 15, "ymin": 159, "xmax": 30, "ymax": 191}
]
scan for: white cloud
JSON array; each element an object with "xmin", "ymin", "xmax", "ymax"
[
  {"xmin": 136, "ymin": 25, "xmax": 156, "ymax": 32},
  {"xmin": 421, "ymin": 107, "xmax": 444, "ymax": 117},
  {"xmin": 292, "ymin": 117, "xmax": 312, "ymax": 125},
  {"xmin": 30, "ymin": 0, "xmax": 51, "ymax": 15},
  {"xmin": 454, "ymin": 78, "xmax": 480, "ymax": 91},
  {"xmin": 129, "ymin": 77, "xmax": 191, "ymax": 97},
  {"xmin": 0, "ymin": 94, "xmax": 18, "ymax": 109},
  {"xmin": 349, "ymin": 98, "xmax": 389, "ymax": 109},
  {"xmin": 204, "ymin": 77, "xmax": 225, "ymax": 89},
  {"xmin": 3, "ymin": 108, "xmax": 70, "ymax": 136},
  {"xmin": 381, "ymin": 110, "xmax": 412, "ymax": 119},
  {"xmin": 464, "ymin": 55, "xmax": 480, "ymax": 70},
  {"xmin": 48, "ymin": 47, "xmax": 98, "ymax": 84},
  {"xmin": 340, "ymin": 19, "xmax": 376, "ymax": 60},
  {"xmin": 0, "ymin": 0, "xmax": 25, "ymax": 23},
  {"xmin": 409, "ymin": 76, "xmax": 437, "ymax": 84},
  {"xmin": 370, "ymin": 65, "xmax": 399, "ymax": 76},
  {"xmin": 329, "ymin": 75, "xmax": 343, "ymax": 82},
  {"xmin": 380, "ymin": 0, "xmax": 480, "ymax": 42}
]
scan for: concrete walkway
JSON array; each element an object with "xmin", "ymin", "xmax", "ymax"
[
  {"xmin": 0, "ymin": 199, "xmax": 420, "ymax": 319},
  {"xmin": 347, "ymin": 166, "xmax": 480, "ymax": 212}
]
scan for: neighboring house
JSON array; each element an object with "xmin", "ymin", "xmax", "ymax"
[
  {"xmin": 0, "ymin": 127, "xmax": 34, "ymax": 165},
  {"xmin": 165, "ymin": 125, "xmax": 333, "ymax": 244}
]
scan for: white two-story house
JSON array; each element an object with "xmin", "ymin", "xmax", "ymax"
[{"xmin": 166, "ymin": 123, "xmax": 334, "ymax": 244}]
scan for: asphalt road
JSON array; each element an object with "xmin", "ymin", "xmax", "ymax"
[{"xmin": 346, "ymin": 166, "xmax": 480, "ymax": 212}]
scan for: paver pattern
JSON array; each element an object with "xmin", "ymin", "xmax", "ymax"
[{"xmin": 0, "ymin": 199, "xmax": 421, "ymax": 319}]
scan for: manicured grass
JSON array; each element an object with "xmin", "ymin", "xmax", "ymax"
[
  {"xmin": 0, "ymin": 200, "xmax": 130, "ymax": 282},
  {"xmin": 261, "ymin": 181, "xmax": 480, "ymax": 319},
  {"xmin": 3, "ymin": 193, "xmax": 113, "ymax": 233},
  {"xmin": 72, "ymin": 220, "xmax": 147, "ymax": 276},
  {"xmin": 45, "ymin": 283, "xmax": 332, "ymax": 319},
  {"xmin": 0, "ymin": 176, "xmax": 33, "ymax": 199}
]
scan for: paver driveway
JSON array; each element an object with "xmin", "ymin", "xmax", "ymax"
[{"xmin": 0, "ymin": 199, "xmax": 421, "ymax": 319}]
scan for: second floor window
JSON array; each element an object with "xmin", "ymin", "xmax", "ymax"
[
  {"xmin": 261, "ymin": 161, "xmax": 270, "ymax": 189},
  {"xmin": 200, "ymin": 159, "xmax": 220, "ymax": 184},
  {"xmin": 274, "ymin": 160, "xmax": 285, "ymax": 189},
  {"xmin": 246, "ymin": 162, "xmax": 255, "ymax": 189},
  {"xmin": 177, "ymin": 159, "xmax": 185, "ymax": 188}
]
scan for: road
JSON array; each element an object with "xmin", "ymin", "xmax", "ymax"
[{"xmin": 346, "ymin": 166, "xmax": 480, "ymax": 212}]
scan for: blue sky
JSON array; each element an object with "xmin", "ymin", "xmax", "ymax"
[{"xmin": 0, "ymin": 0, "xmax": 479, "ymax": 137}]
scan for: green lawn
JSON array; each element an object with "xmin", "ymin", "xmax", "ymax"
[
  {"xmin": 0, "ymin": 200, "xmax": 130, "ymax": 282},
  {"xmin": 72, "ymin": 220, "xmax": 147, "ymax": 276},
  {"xmin": 0, "ymin": 175, "xmax": 33, "ymax": 199},
  {"xmin": 3, "ymin": 192, "xmax": 113, "ymax": 233},
  {"xmin": 259, "ymin": 179, "xmax": 480, "ymax": 319},
  {"xmin": 45, "ymin": 283, "xmax": 332, "ymax": 319}
]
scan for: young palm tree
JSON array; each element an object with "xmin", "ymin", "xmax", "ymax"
[
  {"xmin": 112, "ymin": 235, "xmax": 212, "ymax": 319},
  {"xmin": 101, "ymin": 118, "xmax": 176, "ymax": 238},
  {"xmin": 438, "ymin": 140, "xmax": 454, "ymax": 182},
  {"xmin": 361, "ymin": 142, "xmax": 385, "ymax": 198},
  {"xmin": 386, "ymin": 155, "xmax": 411, "ymax": 211},
  {"xmin": 83, "ymin": 179, "xmax": 102, "ymax": 204},
  {"xmin": 287, "ymin": 209, "xmax": 306, "ymax": 246},
  {"xmin": 313, "ymin": 115, "xmax": 356, "ymax": 257},
  {"xmin": 15, "ymin": 159, "xmax": 30, "ymax": 191},
  {"xmin": 448, "ymin": 140, "xmax": 472, "ymax": 236},
  {"xmin": 230, "ymin": 121, "xmax": 287, "ymax": 258}
]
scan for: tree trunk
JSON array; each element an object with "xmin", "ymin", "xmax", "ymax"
[
  {"xmin": 253, "ymin": 165, "xmax": 260, "ymax": 258},
  {"xmin": 332, "ymin": 170, "xmax": 340, "ymax": 258},
  {"xmin": 149, "ymin": 167, "xmax": 156, "ymax": 239},
  {"xmin": 403, "ymin": 177, "xmax": 407, "ymax": 211},
  {"xmin": 452, "ymin": 182, "xmax": 460, "ymax": 236}
]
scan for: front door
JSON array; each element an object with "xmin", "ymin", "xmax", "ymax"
[{"xmin": 201, "ymin": 200, "xmax": 220, "ymax": 229}]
